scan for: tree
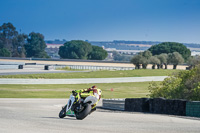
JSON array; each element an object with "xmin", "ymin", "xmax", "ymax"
[
  {"xmin": 141, "ymin": 50, "xmax": 152, "ymax": 59},
  {"xmin": 0, "ymin": 48, "xmax": 11, "ymax": 57},
  {"xmin": 148, "ymin": 42, "xmax": 191, "ymax": 60},
  {"xmin": 187, "ymin": 55, "xmax": 200, "ymax": 69},
  {"xmin": 0, "ymin": 22, "xmax": 18, "ymax": 51},
  {"xmin": 12, "ymin": 34, "xmax": 27, "ymax": 57},
  {"xmin": 131, "ymin": 54, "xmax": 143, "ymax": 69},
  {"xmin": 113, "ymin": 51, "xmax": 132, "ymax": 61},
  {"xmin": 131, "ymin": 51, "xmax": 152, "ymax": 69},
  {"xmin": 0, "ymin": 22, "xmax": 27, "ymax": 57},
  {"xmin": 88, "ymin": 46, "xmax": 108, "ymax": 60},
  {"xmin": 0, "ymin": 39, "xmax": 4, "ymax": 49},
  {"xmin": 140, "ymin": 57, "xmax": 148, "ymax": 69},
  {"xmin": 148, "ymin": 65, "xmax": 200, "ymax": 101},
  {"xmin": 25, "ymin": 32, "xmax": 49, "ymax": 58},
  {"xmin": 149, "ymin": 56, "xmax": 160, "ymax": 69},
  {"xmin": 137, "ymin": 50, "xmax": 152, "ymax": 69},
  {"xmin": 59, "ymin": 40, "xmax": 92, "ymax": 59},
  {"xmin": 59, "ymin": 40, "xmax": 107, "ymax": 60},
  {"xmin": 156, "ymin": 53, "xmax": 168, "ymax": 69},
  {"xmin": 168, "ymin": 52, "xmax": 184, "ymax": 69},
  {"xmin": 113, "ymin": 51, "xmax": 121, "ymax": 61}
]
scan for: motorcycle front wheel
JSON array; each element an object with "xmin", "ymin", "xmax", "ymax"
[{"xmin": 59, "ymin": 105, "xmax": 67, "ymax": 118}]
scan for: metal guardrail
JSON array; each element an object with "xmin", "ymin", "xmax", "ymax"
[
  {"xmin": 0, "ymin": 57, "xmax": 135, "ymax": 70},
  {"xmin": 0, "ymin": 61, "xmax": 25, "ymax": 65},
  {"xmin": 0, "ymin": 65, "xmax": 18, "ymax": 70},
  {"xmin": 55, "ymin": 65, "xmax": 134, "ymax": 70},
  {"xmin": 0, "ymin": 57, "xmax": 134, "ymax": 70},
  {"xmin": 0, "ymin": 64, "xmax": 134, "ymax": 71},
  {"xmin": 102, "ymin": 99, "xmax": 125, "ymax": 110},
  {"xmin": 0, "ymin": 64, "xmax": 46, "ymax": 70}
]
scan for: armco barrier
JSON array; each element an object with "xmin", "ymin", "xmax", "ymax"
[
  {"xmin": 55, "ymin": 65, "xmax": 134, "ymax": 71},
  {"xmin": 186, "ymin": 101, "xmax": 200, "ymax": 117},
  {"xmin": 0, "ymin": 65, "xmax": 18, "ymax": 70},
  {"xmin": 102, "ymin": 99, "xmax": 125, "ymax": 110}
]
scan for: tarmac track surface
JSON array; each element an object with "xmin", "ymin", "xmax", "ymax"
[
  {"xmin": 0, "ymin": 76, "xmax": 167, "ymax": 84},
  {"xmin": 0, "ymin": 69, "xmax": 89, "ymax": 75},
  {"xmin": 0, "ymin": 99, "xmax": 200, "ymax": 133}
]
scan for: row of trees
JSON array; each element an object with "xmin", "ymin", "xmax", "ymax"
[
  {"xmin": 131, "ymin": 51, "xmax": 184, "ymax": 69},
  {"xmin": 59, "ymin": 40, "xmax": 108, "ymax": 60},
  {"xmin": 0, "ymin": 23, "xmax": 49, "ymax": 58},
  {"xmin": 131, "ymin": 42, "xmax": 191, "ymax": 69},
  {"xmin": 0, "ymin": 23, "xmax": 108, "ymax": 60}
]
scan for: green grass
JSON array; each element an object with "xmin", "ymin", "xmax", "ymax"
[
  {"xmin": 0, "ymin": 82, "xmax": 159, "ymax": 98},
  {"xmin": 56, "ymin": 66, "xmax": 71, "ymax": 70},
  {"xmin": 0, "ymin": 69, "xmax": 181, "ymax": 79}
]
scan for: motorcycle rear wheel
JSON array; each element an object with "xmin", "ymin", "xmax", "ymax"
[{"xmin": 75, "ymin": 103, "xmax": 91, "ymax": 120}]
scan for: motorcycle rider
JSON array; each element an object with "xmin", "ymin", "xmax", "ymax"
[{"xmin": 72, "ymin": 86, "xmax": 102, "ymax": 113}]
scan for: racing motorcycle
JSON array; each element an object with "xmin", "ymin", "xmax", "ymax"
[{"xmin": 59, "ymin": 93, "xmax": 98, "ymax": 120}]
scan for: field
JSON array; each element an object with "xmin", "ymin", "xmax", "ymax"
[
  {"xmin": 0, "ymin": 59, "xmax": 181, "ymax": 98},
  {"xmin": 0, "ymin": 69, "xmax": 181, "ymax": 79},
  {"xmin": 0, "ymin": 82, "xmax": 158, "ymax": 98}
]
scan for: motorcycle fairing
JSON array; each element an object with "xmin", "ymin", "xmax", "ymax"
[{"xmin": 84, "ymin": 96, "xmax": 98, "ymax": 105}]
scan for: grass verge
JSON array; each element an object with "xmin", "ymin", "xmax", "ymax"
[
  {"xmin": 0, "ymin": 69, "xmax": 181, "ymax": 79},
  {"xmin": 0, "ymin": 82, "xmax": 159, "ymax": 98}
]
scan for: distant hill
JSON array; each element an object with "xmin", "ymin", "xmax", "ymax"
[
  {"xmin": 89, "ymin": 40, "xmax": 200, "ymax": 51},
  {"xmin": 45, "ymin": 39, "xmax": 200, "ymax": 50},
  {"xmin": 183, "ymin": 43, "xmax": 200, "ymax": 48},
  {"xmin": 88, "ymin": 40, "xmax": 159, "ymax": 50}
]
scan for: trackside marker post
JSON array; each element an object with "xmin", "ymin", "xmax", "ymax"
[{"xmin": 111, "ymin": 88, "xmax": 114, "ymax": 98}]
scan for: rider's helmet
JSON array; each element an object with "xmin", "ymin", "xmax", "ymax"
[
  {"xmin": 91, "ymin": 85, "xmax": 102, "ymax": 100},
  {"xmin": 91, "ymin": 85, "xmax": 101, "ymax": 95},
  {"xmin": 92, "ymin": 85, "xmax": 96, "ymax": 88}
]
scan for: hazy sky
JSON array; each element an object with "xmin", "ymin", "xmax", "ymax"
[{"xmin": 1, "ymin": 0, "xmax": 200, "ymax": 43}]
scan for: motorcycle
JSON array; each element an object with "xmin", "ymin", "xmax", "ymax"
[{"xmin": 59, "ymin": 93, "xmax": 98, "ymax": 120}]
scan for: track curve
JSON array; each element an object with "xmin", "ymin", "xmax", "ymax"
[{"xmin": 0, "ymin": 99, "xmax": 199, "ymax": 133}]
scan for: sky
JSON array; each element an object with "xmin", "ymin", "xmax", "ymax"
[{"xmin": 0, "ymin": 0, "xmax": 200, "ymax": 43}]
